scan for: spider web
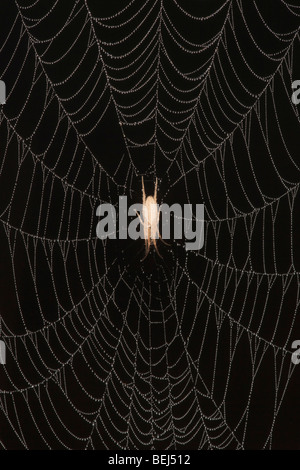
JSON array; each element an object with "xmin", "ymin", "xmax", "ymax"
[{"xmin": 1, "ymin": 0, "xmax": 300, "ymax": 450}]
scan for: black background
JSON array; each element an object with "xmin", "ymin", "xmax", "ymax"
[{"xmin": 1, "ymin": 0, "xmax": 300, "ymax": 450}]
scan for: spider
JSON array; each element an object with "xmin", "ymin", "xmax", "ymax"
[{"xmin": 136, "ymin": 177, "xmax": 162, "ymax": 261}]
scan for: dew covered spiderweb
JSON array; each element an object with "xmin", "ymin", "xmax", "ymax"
[{"xmin": 1, "ymin": 0, "xmax": 300, "ymax": 450}]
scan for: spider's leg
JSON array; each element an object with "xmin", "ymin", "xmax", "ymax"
[
  {"xmin": 135, "ymin": 208, "xmax": 149, "ymax": 243},
  {"xmin": 153, "ymin": 238, "xmax": 163, "ymax": 259},
  {"xmin": 134, "ymin": 209, "xmax": 144, "ymax": 226},
  {"xmin": 141, "ymin": 238, "xmax": 150, "ymax": 261},
  {"xmin": 142, "ymin": 176, "xmax": 146, "ymax": 206},
  {"xmin": 159, "ymin": 232, "xmax": 170, "ymax": 246}
]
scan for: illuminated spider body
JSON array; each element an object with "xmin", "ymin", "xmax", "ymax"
[{"xmin": 139, "ymin": 177, "xmax": 162, "ymax": 260}]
